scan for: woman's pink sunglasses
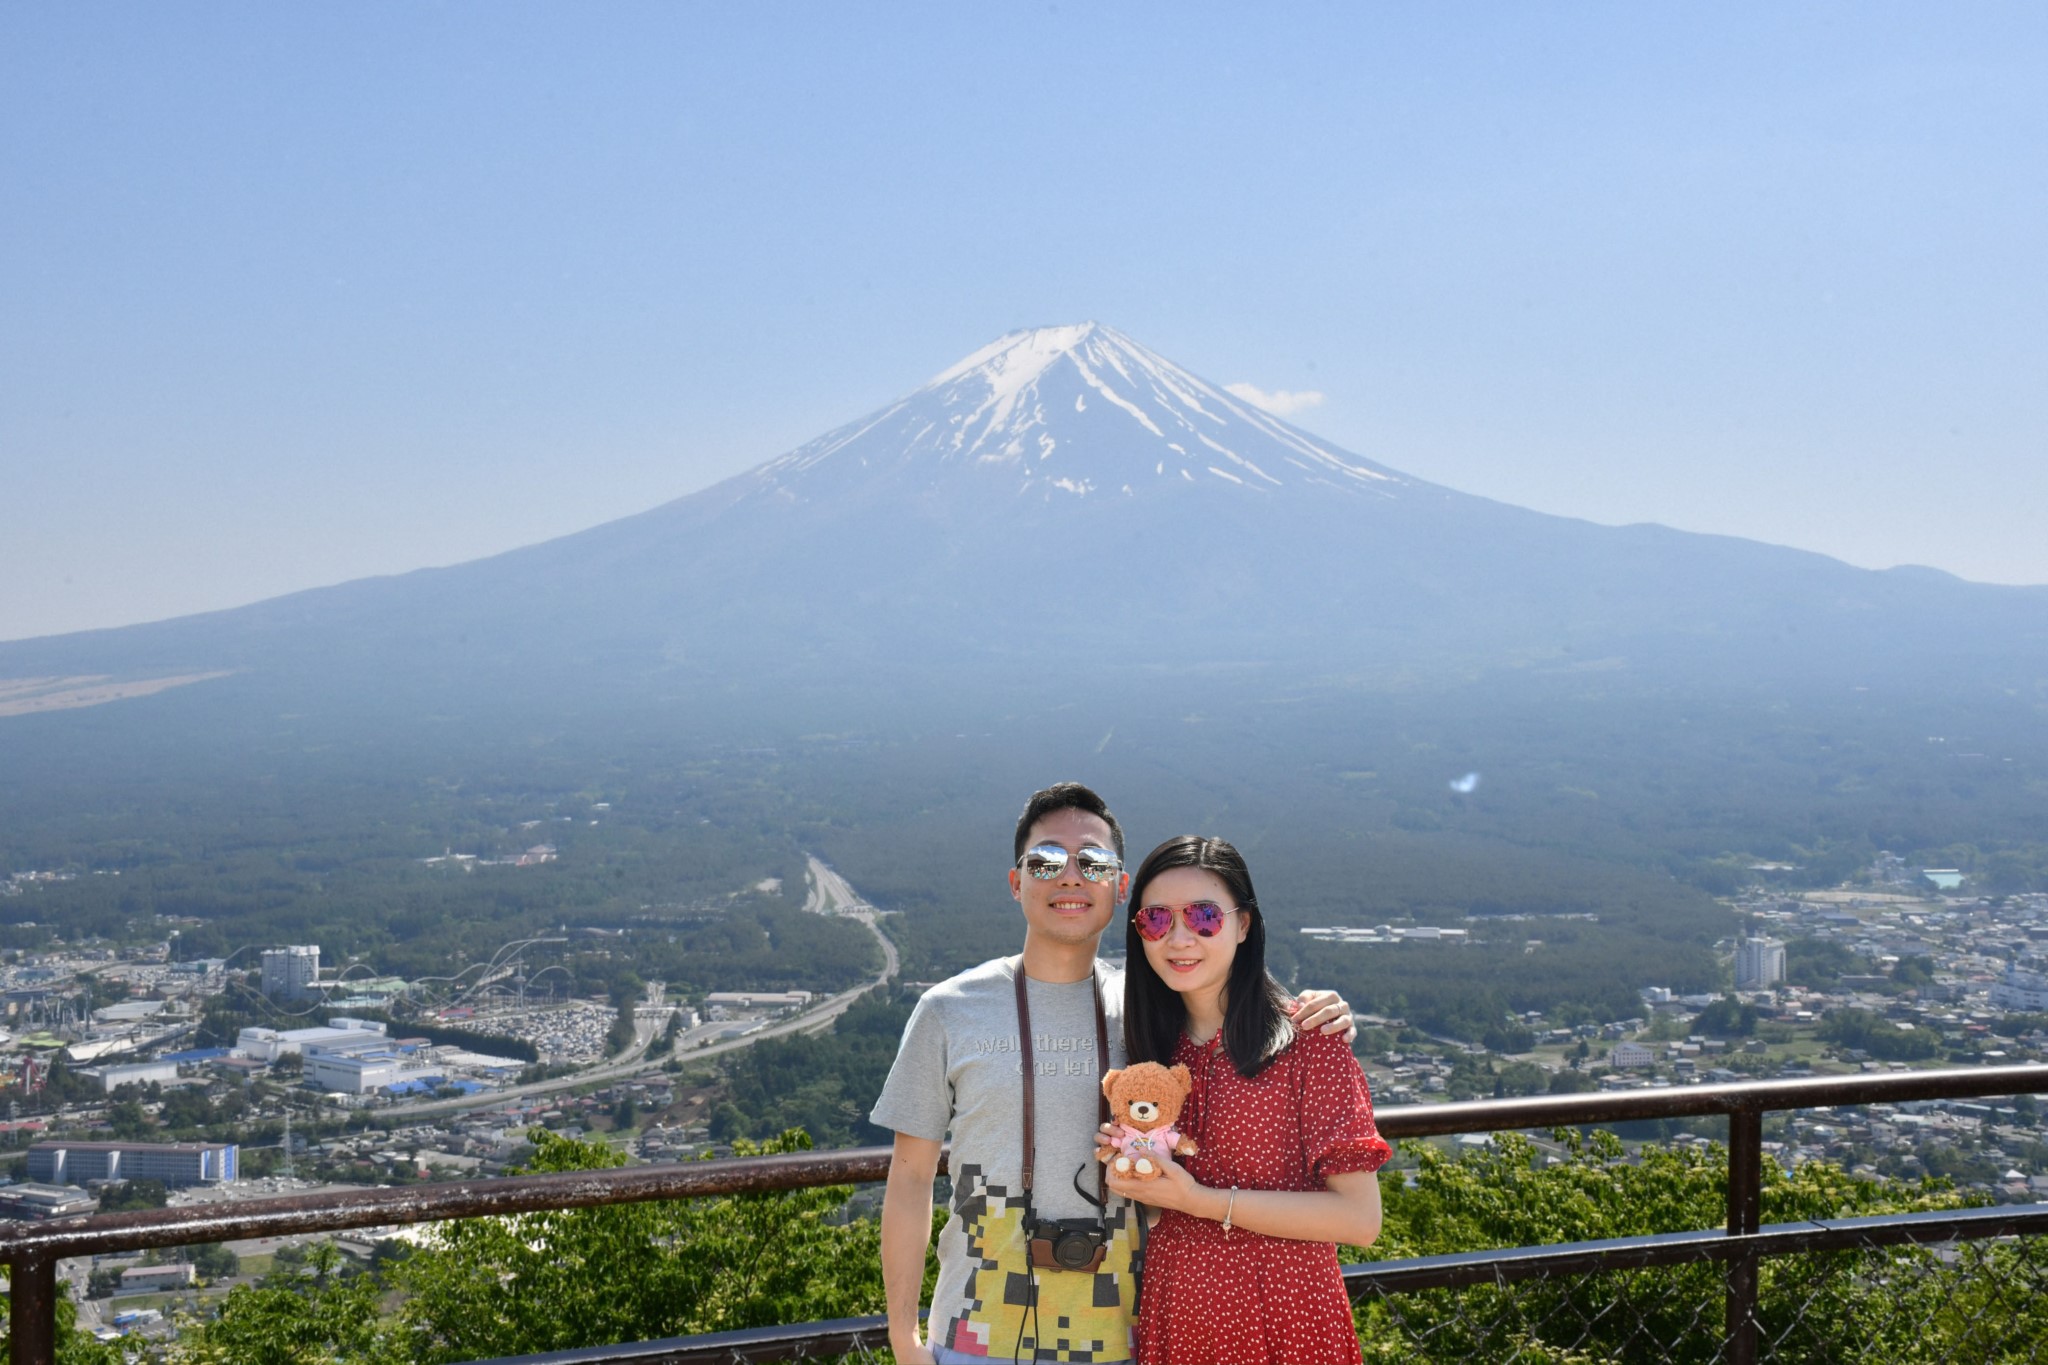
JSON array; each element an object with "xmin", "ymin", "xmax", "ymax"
[{"xmin": 1133, "ymin": 901, "xmax": 1241, "ymax": 941}]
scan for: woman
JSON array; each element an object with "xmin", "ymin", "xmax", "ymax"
[{"xmin": 1105, "ymin": 835, "xmax": 1388, "ymax": 1365}]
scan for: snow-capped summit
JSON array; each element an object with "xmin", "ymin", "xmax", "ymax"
[{"xmin": 749, "ymin": 323, "xmax": 1404, "ymax": 505}]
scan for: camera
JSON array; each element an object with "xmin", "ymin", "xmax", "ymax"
[{"xmin": 1027, "ymin": 1216, "xmax": 1108, "ymax": 1272}]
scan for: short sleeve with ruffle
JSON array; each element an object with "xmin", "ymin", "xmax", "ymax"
[{"xmin": 1293, "ymin": 1026, "xmax": 1392, "ymax": 1179}]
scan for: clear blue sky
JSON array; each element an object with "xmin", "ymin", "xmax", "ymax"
[{"xmin": 5, "ymin": 4, "xmax": 2044, "ymax": 642}]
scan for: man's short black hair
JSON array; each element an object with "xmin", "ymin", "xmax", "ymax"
[{"xmin": 1013, "ymin": 781, "xmax": 1125, "ymax": 863}]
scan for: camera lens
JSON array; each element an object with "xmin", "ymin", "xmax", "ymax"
[{"xmin": 1054, "ymin": 1233, "xmax": 1094, "ymax": 1270}]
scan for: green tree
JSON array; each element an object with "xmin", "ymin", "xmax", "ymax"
[
  {"xmin": 176, "ymin": 1127, "xmax": 893, "ymax": 1364},
  {"xmin": 1890, "ymin": 955, "xmax": 1936, "ymax": 989},
  {"xmin": 106, "ymin": 1098, "xmax": 152, "ymax": 1140},
  {"xmin": 1786, "ymin": 938, "xmax": 1862, "ymax": 989},
  {"xmin": 1818, "ymin": 1008, "xmax": 1942, "ymax": 1061},
  {"xmin": 172, "ymin": 1244, "xmax": 396, "ymax": 1365},
  {"xmin": 1445, "ymin": 1053, "xmax": 1499, "ymax": 1101},
  {"xmin": 1355, "ymin": 1129, "xmax": 2037, "ymax": 1362},
  {"xmin": 709, "ymin": 989, "xmax": 910, "ymax": 1147},
  {"xmin": 259, "ymin": 1242, "xmax": 308, "ymax": 1287},
  {"xmin": 98, "ymin": 1177, "xmax": 168, "ymax": 1212},
  {"xmin": 708, "ymin": 1101, "xmax": 749, "ymax": 1142},
  {"xmin": 0, "ymin": 1282, "xmax": 124, "ymax": 1364},
  {"xmin": 392, "ymin": 1127, "xmax": 884, "ymax": 1363},
  {"xmin": 367, "ymin": 1238, "xmax": 413, "ymax": 1275},
  {"xmin": 603, "ymin": 973, "xmax": 645, "ymax": 1056},
  {"xmin": 193, "ymin": 1242, "xmax": 241, "ymax": 1282},
  {"xmin": 158, "ymin": 1086, "xmax": 217, "ymax": 1131},
  {"xmin": 1693, "ymin": 995, "xmax": 1758, "ymax": 1038},
  {"xmin": 1483, "ymin": 1021, "xmax": 1537, "ymax": 1054}
]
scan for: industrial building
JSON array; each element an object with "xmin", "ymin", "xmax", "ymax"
[
  {"xmin": 26, "ymin": 1139, "xmax": 238, "ymax": 1188},
  {"xmin": 304, "ymin": 1047, "xmax": 420, "ymax": 1093},
  {"xmin": 236, "ymin": 1018, "xmax": 387, "ymax": 1063},
  {"xmin": 234, "ymin": 1015, "xmax": 450, "ymax": 1095},
  {"xmin": 0, "ymin": 1183, "xmax": 98, "ymax": 1219},
  {"xmin": 84, "ymin": 1060, "xmax": 181, "ymax": 1093}
]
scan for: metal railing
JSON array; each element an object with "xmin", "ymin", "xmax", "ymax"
[
  {"xmin": 4, "ymin": 1065, "xmax": 2045, "ymax": 1365},
  {"xmin": 1344, "ymin": 1203, "xmax": 2048, "ymax": 1363}
]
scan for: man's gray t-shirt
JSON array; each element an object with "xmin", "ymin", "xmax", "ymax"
[{"xmin": 872, "ymin": 956, "xmax": 1138, "ymax": 1363}]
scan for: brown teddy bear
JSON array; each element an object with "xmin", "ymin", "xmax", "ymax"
[{"xmin": 1096, "ymin": 1061, "xmax": 1199, "ymax": 1178}]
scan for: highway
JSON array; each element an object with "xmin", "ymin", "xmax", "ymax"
[{"xmin": 381, "ymin": 855, "xmax": 895, "ymax": 1119}]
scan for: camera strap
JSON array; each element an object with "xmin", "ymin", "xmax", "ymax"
[{"xmin": 1013, "ymin": 960, "xmax": 1110, "ymax": 1212}]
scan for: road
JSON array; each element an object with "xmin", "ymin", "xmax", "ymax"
[
  {"xmin": 803, "ymin": 853, "xmax": 900, "ymax": 988},
  {"xmin": 380, "ymin": 855, "xmax": 895, "ymax": 1119}
]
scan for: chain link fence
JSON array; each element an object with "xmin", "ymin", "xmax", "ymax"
[
  {"xmin": 1348, "ymin": 1218, "xmax": 2048, "ymax": 1365},
  {"xmin": 458, "ymin": 1214, "xmax": 2048, "ymax": 1365}
]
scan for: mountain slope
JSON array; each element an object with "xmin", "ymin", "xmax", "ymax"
[{"xmin": 4, "ymin": 323, "xmax": 2046, "ymax": 725}]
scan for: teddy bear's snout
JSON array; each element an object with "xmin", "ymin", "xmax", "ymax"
[{"xmin": 1130, "ymin": 1101, "xmax": 1159, "ymax": 1123}]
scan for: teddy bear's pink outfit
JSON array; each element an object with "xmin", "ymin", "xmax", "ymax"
[{"xmin": 1108, "ymin": 1122, "xmax": 1186, "ymax": 1169}]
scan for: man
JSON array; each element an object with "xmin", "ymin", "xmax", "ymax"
[{"xmin": 874, "ymin": 782, "xmax": 1355, "ymax": 1364}]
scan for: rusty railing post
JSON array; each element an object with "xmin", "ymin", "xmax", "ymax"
[
  {"xmin": 1724, "ymin": 1102, "xmax": 1763, "ymax": 1365},
  {"xmin": 8, "ymin": 1252, "xmax": 59, "ymax": 1365}
]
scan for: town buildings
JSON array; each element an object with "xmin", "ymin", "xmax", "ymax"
[{"xmin": 1991, "ymin": 955, "xmax": 2048, "ymax": 1012}]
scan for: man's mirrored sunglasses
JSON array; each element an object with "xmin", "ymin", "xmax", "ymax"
[
  {"xmin": 1018, "ymin": 843, "xmax": 1124, "ymax": 883},
  {"xmin": 1133, "ymin": 901, "xmax": 1240, "ymax": 940}
]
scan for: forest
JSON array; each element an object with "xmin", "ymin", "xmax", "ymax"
[
  {"xmin": 3, "ymin": 666, "xmax": 2045, "ymax": 1037},
  {"xmin": 703, "ymin": 988, "xmax": 914, "ymax": 1147}
]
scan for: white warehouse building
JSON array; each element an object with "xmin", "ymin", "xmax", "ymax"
[
  {"xmin": 85, "ymin": 1060, "xmax": 181, "ymax": 1094},
  {"xmin": 237, "ymin": 1019, "xmax": 387, "ymax": 1063},
  {"xmin": 304, "ymin": 1049, "xmax": 418, "ymax": 1094}
]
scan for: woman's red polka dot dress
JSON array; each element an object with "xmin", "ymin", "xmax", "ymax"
[{"xmin": 1134, "ymin": 1026, "xmax": 1391, "ymax": 1365}]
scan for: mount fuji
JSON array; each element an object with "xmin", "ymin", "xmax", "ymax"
[
  {"xmin": 5, "ymin": 323, "xmax": 2047, "ymax": 733},
  {"xmin": 748, "ymin": 321, "xmax": 1406, "ymax": 504}
]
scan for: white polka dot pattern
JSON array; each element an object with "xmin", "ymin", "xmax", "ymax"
[{"xmin": 1133, "ymin": 1027, "xmax": 1388, "ymax": 1364}]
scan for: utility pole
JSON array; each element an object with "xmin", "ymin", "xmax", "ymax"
[{"xmin": 281, "ymin": 1108, "xmax": 294, "ymax": 1182}]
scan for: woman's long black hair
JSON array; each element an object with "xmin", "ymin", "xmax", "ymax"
[{"xmin": 1122, "ymin": 834, "xmax": 1294, "ymax": 1079}]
